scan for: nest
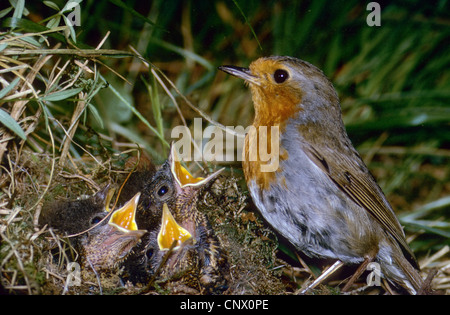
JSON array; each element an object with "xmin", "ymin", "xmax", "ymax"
[
  {"xmin": 0, "ymin": 149, "xmax": 284, "ymax": 295},
  {"xmin": 1, "ymin": 149, "xmax": 449, "ymax": 295}
]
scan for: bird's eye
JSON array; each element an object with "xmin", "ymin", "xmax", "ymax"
[
  {"xmin": 90, "ymin": 215, "xmax": 103, "ymax": 225},
  {"xmin": 158, "ymin": 185, "xmax": 169, "ymax": 196},
  {"xmin": 146, "ymin": 248, "xmax": 154, "ymax": 259},
  {"xmin": 273, "ymin": 69, "xmax": 289, "ymax": 83},
  {"xmin": 154, "ymin": 181, "xmax": 173, "ymax": 201},
  {"xmin": 152, "ymin": 178, "xmax": 173, "ymax": 201}
]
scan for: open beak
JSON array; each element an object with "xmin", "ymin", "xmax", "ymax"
[
  {"xmin": 218, "ymin": 65, "xmax": 260, "ymax": 86},
  {"xmin": 169, "ymin": 144, "xmax": 224, "ymax": 188},
  {"xmin": 86, "ymin": 192, "xmax": 145, "ymax": 270},
  {"xmin": 173, "ymin": 158, "xmax": 205, "ymax": 186},
  {"xmin": 109, "ymin": 192, "xmax": 141, "ymax": 233},
  {"xmin": 157, "ymin": 203, "xmax": 192, "ymax": 251}
]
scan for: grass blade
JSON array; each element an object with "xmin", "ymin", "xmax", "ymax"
[
  {"xmin": 40, "ymin": 87, "xmax": 83, "ymax": 101},
  {"xmin": 12, "ymin": 0, "xmax": 25, "ymax": 19},
  {"xmin": 107, "ymin": 0, "xmax": 158, "ymax": 28},
  {"xmin": 0, "ymin": 77, "xmax": 20, "ymax": 99},
  {"xmin": 0, "ymin": 108, "xmax": 26, "ymax": 140},
  {"xmin": 106, "ymin": 81, "xmax": 169, "ymax": 147},
  {"xmin": 231, "ymin": 0, "xmax": 262, "ymax": 51}
]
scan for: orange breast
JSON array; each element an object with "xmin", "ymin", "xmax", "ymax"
[
  {"xmin": 251, "ymin": 85, "xmax": 302, "ymax": 129},
  {"xmin": 242, "ymin": 127, "xmax": 288, "ymax": 192}
]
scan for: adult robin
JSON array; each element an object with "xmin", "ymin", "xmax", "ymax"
[
  {"xmin": 219, "ymin": 56, "xmax": 424, "ymax": 294},
  {"xmin": 121, "ymin": 145, "xmax": 229, "ymax": 293}
]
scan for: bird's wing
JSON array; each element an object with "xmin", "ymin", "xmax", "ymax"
[{"xmin": 303, "ymin": 144, "xmax": 418, "ymax": 268}]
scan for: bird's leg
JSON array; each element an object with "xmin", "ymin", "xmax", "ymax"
[
  {"xmin": 418, "ymin": 268, "xmax": 438, "ymax": 295},
  {"xmin": 342, "ymin": 256, "xmax": 374, "ymax": 292},
  {"xmin": 295, "ymin": 251, "xmax": 316, "ymax": 279},
  {"xmin": 299, "ymin": 260, "xmax": 344, "ymax": 294}
]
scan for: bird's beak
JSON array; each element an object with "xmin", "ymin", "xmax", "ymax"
[
  {"xmin": 157, "ymin": 203, "xmax": 192, "ymax": 251},
  {"xmin": 104, "ymin": 186, "xmax": 116, "ymax": 212},
  {"xmin": 93, "ymin": 183, "xmax": 116, "ymax": 210},
  {"xmin": 169, "ymin": 143, "xmax": 224, "ymax": 188},
  {"xmin": 108, "ymin": 192, "xmax": 141, "ymax": 233},
  {"xmin": 218, "ymin": 65, "xmax": 260, "ymax": 86}
]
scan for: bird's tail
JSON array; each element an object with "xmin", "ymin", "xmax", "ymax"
[{"xmin": 379, "ymin": 243, "xmax": 424, "ymax": 294}]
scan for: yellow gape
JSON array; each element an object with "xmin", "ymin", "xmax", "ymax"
[
  {"xmin": 158, "ymin": 203, "xmax": 192, "ymax": 250},
  {"xmin": 109, "ymin": 193, "xmax": 140, "ymax": 233}
]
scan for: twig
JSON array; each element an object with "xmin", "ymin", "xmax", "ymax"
[
  {"xmin": 2, "ymin": 48, "xmax": 134, "ymax": 58},
  {"xmin": 87, "ymin": 257, "xmax": 103, "ymax": 295},
  {"xmin": 59, "ymin": 93, "xmax": 87, "ymax": 166}
]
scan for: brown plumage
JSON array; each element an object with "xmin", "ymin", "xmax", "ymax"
[
  {"xmin": 121, "ymin": 145, "xmax": 229, "ymax": 294},
  {"xmin": 40, "ymin": 186, "xmax": 145, "ymax": 273}
]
